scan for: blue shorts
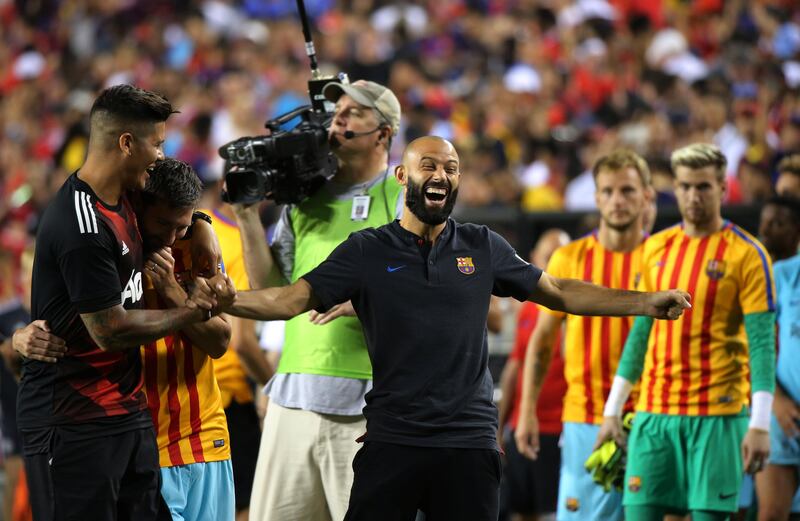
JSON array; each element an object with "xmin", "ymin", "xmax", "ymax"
[
  {"xmin": 770, "ymin": 414, "xmax": 800, "ymax": 466},
  {"xmin": 766, "ymin": 414, "xmax": 800, "ymax": 512},
  {"xmin": 160, "ymin": 460, "xmax": 235, "ymax": 521},
  {"xmin": 557, "ymin": 422, "xmax": 623, "ymax": 521}
]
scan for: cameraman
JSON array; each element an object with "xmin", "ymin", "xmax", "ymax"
[{"xmin": 232, "ymin": 80, "xmax": 403, "ymax": 521}]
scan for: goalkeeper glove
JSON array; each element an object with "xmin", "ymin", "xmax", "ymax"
[{"xmin": 584, "ymin": 412, "xmax": 634, "ymax": 492}]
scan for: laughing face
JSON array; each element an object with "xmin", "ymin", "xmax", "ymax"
[
  {"xmin": 123, "ymin": 121, "xmax": 166, "ymax": 191},
  {"xmin": 398, "ymin": 136, "xmax": 461, "ymax": 226}
]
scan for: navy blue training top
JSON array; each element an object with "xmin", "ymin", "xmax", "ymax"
[{"xmin": 302, "ymin": 219, "xmax": 542, "ymax": 450}]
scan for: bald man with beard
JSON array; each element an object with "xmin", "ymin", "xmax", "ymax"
[{"xmin": 210, "ymin": 136, "xmax": 691, "ymax": 521}]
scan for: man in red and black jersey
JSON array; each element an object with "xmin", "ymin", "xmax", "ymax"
[{"xmin": 14, "ymin": 85, "xmax": 227, "ymax": 521}]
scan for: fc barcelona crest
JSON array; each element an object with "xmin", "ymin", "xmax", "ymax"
[
  {"xmin": 456, "ymin": 257, "xmax": 476, "ymax": 275},
  {"xmin": 705, "ymin": 259, "xmax": 726, "ymax": 280}
]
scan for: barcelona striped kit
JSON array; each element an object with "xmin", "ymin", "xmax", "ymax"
[
  {"xmin": 542, "ymin": 232, "xmax": 646, "ymax": 425},
  {"xmin": 636, "ymin": 222, "xmax": 774, "ymax": 416},
  {"xmin": 141, "ymin": 240, "xmax": 230, "ymax": 467}
]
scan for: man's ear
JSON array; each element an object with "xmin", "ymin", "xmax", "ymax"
[
  {"xmin": 119, "ymin": 132, "xmax": 134, "ymax": 157},
  {"xmin": 395, "ymin": 164, "xmax": 407, "ymax": 185},
  {"xmin": 377, "ymin": 126, "xmax": 391, "ymax": 146}
]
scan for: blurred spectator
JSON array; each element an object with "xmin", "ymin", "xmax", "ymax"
[
  {"xmin": 759, "ymin": 195, "xmax": 800, "ymax": 262},
  {"xmin": 776, "ymin": 154, "xmax": 800, "ymax": 197},
  {"xmin": 0, "ymin": 242, "xmax": 34, "ymax": 521},
  {"xmin": 738, "ymin": 157, "xmax": 775, "ymax": 204}
]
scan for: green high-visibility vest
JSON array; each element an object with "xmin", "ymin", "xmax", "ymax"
[{"xmin": 277, "ymin": 175, "xmax": 403, "ymax": 379}]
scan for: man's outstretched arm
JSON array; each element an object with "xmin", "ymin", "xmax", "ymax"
[
  {"xmin": 223, "ymin": 278, "xmax": 319, "ymax": 322},
  {"xmin": 529, "ymin": 272, "xmax": 691, "ymax": 320}
]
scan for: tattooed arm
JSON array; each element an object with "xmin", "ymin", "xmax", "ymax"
[
  {"xmin": 81, "ymin": 305, "xmax": 206, "ymax": 352},
  {"xmin": 80, "ymin": 273, "xmax": 235, "ymax": 352},
  {"xmin": 514, "ymin": 310, "xmax": 562, "ymax": 460}
]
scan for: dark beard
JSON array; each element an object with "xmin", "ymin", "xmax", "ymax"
[{"xmin": 405, "ymin": 177, "xmax": 458, "ymax": 225}]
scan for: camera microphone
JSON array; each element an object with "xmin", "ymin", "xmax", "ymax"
[{"xmin": 343, "ymin": 127, "xmax": 382, "ymax": 139}]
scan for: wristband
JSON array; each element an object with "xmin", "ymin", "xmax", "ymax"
[
  {"xmin": 603, "ymin": 376, "xmax": 634, "ymax": 417},
  {"xmin": 192, "ymin": 211, "xmax": 213, "ymax": 226},
  {"xmin": 184, "ymin": 211, "xmax": 213, "ymax": 239},
  {"xmin": 749, "ymin": 391, "xmax": 773, "ymax": 432}
]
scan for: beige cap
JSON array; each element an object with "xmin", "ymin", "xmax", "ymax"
[{"xmin": 323, "ymin": 80, "xmax": 401, "ymax": 136}]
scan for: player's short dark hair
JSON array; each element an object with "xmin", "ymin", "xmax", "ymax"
[
  {"xmin": 764, "ymin": 195, "xmax": 800, "ymax": 226},
  {"xmin": 90, "ymin": 84, "xmax": 175, "ymax": 124},
  {"xmin": 142, "ymin": 158, "xmax": 202, "ymax": 209}
]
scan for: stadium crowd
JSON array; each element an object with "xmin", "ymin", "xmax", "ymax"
[{"xmin": 1, "ymin": 0, "xmax": 800, "ymax": 521}]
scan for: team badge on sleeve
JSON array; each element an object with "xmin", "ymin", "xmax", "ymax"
[
  {"xmin": 565, "ymin": 497, "xmax": 579, "ymax": 512},
  {"xmin": 628, "ymin": 476, "xmax": 642, "ymax": 492},
  {"xmin": 705, "ymin": 259, "xmax": 726, "ymax": 280},
  {"xmin": 456, "ymin": 257, "xmax": 475, "ymax": 275}
]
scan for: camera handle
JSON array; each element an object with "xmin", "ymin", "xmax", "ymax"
[{"xmin": 265, "ymin": 105, "xmax": 314, "ymax": 132}]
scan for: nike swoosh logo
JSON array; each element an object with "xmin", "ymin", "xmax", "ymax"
[
  {"xmin": 386, "ymin": 265, "xmax": 406, "ymax": 273},
  {"xmin": 719, "ymin": 492, "xmax": 737, "ymax": 500}
]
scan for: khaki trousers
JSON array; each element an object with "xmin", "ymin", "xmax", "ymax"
[{"xmin": 249, "ymin": 403, "xmax": 366, "ymax": 521}]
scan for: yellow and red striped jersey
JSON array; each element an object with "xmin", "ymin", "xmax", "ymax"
[
  {"xmin": 141, "ymin": 240, "xmax": 231, "ymax": 468},
  {"xmin": 637, "ymin": 222, "xmax": 775, "ymax": 416},
  {"xmin": 204, "ymin": 209, "xmax": 253, "ymax": 407},
  {"xmin": 542, "ymin": 232, "xmax": 646, "ymax": 425}
]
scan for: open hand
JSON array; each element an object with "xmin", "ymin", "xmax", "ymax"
[
  {"xmin": 308, "ymin": 301, "xmax": 356, "ymax": 325},
  {"xmin": 646, "ymin": 290, "xmax": 691, "ymax": 320},
  {"xmin": 13, "ymin": 320, "xmax": 67, "ymax": 363}
]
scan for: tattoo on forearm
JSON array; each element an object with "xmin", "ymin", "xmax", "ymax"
[
  {"xmin": 82, "ymin": 306, "xmax": 188, "ymax": 351},
  {"xmin": 81, "ymin": 307, "xmax": 121, "ymax": 349}
]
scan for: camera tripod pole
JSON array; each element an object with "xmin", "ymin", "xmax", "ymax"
[
  {"xmin": 296, "ymin": 0, "xmax": 320, "ymax": 77},
  {"xmin": 295, "ymin": 0, "xmax": 342, "ymax": 113}
]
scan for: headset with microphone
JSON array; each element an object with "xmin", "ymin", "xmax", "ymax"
[{"xmin": 343, "ymin": 126, "xmax": 384, "ymax": 139}]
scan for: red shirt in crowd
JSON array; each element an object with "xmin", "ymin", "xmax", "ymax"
[{"xmin": 508, "ymin": 302, "xmax": 567, "ymax": 435}]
